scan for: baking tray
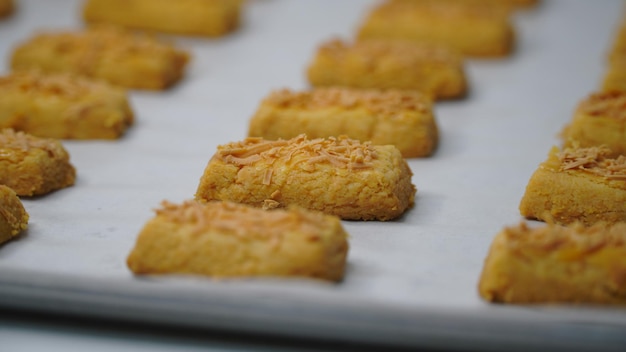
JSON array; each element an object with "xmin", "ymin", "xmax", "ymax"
[{"xmin": 1, "ymin": 0, "xmax": 625, "ymax": 350}]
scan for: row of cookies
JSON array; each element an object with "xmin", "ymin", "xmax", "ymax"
[
  {"xmin": 0, "ymin": 1, "xmax": 352, "ymax": 282},
  {"xmin": 0, "ymin": 1, "xmax": 243, "ymax": 244},
  {"xmin": 126, "ymin": 1, "xmax": 540, "ymax": 281},
  {"xmin": 247, "ymin": 0, "xmax": 541, "ymax": 159},
  {"xmin": 479, "ymin": 14, "xmax": 626, "ymax": 305}
]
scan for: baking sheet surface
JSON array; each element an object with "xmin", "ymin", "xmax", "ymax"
[{"xmin": 1, "ymin": 0, "xmax": 626, "ymax": 350}]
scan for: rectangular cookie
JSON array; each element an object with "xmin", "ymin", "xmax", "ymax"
[
  {"xmin": 127, "ymin": 200, "xmax": 349, "ymax": 282},
  {"xmin": 357, "ymin": 0, "xmax": 515, "ymax": 58},
  {"xmin": 479, "ymin": 222, "xmax": 626, "ymax": 305},
  {"xmin": 195, "ymin": 135, "xmax": 416, "ymax": 221},
  {"xmin": 0, "ymin": 71, "xmax": 133, "ymax": 139},
  {"xmin": 0, "ymin": 185, "xmax": 28, "ymax": 245},
  {"xmin": 306, "ymin": 38, "xmax": 467, "ymax": 100},
  {"xmin": 519, "ymin": 145, "xmax": 626, "ymax": 226},
  {"xmin": 83, "ymin": 0, "xmax": 242, "ymax": 37},
  {"xmin": 10, "ymin": 25, "xmax": 190, "ymax": 90},
  {"xmin": 562, "ymin": 91, "xmax": 626, "ymax": 157},
  {"xmin": 248, "ymin": 88, "xmax": 438, "ymax": 158},
  {"xmin": 0, "ymin": 129, "xmax": 76, "ymax": 196}
]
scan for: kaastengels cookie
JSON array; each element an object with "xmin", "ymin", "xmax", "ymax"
[
  {"xmin": 562, "ymin": 91, "xmax": 626, "ymax": 157},
  {"xmin": 306, "ymin": 38, "xmax": 466, "ymax": 100},
  {"xmin": 248, "ymin": 88, "xmax": 438, "ymax": 158},
  {"xmin": 195, "ymin": 135, "xmax": 416, "ymax": 221},
  {"xmin": 0, "ymin": 71, "xmax": 133, "ymax": 139},
  {"xmin": 127, "ymin": 200, "xmax": 349, "ymax": 282},
  {"xmin": 519, "ymin": 145, "xmax": 626, "ymax": 226},
  {"xmin": 479, "ymin": 222, "xmax": 626, "ymax": 305},
  {"xmin": 0, "ymin": 185, "xmax": 28, "ymax": 245},
  {"xmin": 357, "ymin": 0, "xmax": 514, "ymax": 58},
  {"xmin": 83, "ymin": 0, "xmax": 242, "ymax": 37},
  {"xmin": 0, "ymin": 129, "xmax": 76, "ymax": 196},
  {"xmin": 11, "ymin": 25, "xmax": 190, "ymax": 90}
]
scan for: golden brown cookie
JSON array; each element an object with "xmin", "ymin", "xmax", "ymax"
[
  {"xmin": 11, "ymin": 25, "xmax": 190, "ymax": 90},
  {"xmin": 0, "ymin": 71, "xmax": 133, "ymax": 139},
  {"xmin": 83, "ymin": 0, "xmax": 242, "ymax": 37},
  {"xmin": 195, "ymin": 135, "xmax": 416, "ymax": 221},
  {"xmin": 127, "ymin": 200, "xmax": 349, "ymax": 282},
  {"xmin": 357, "ymin": 0, "xmax": 515, "ymax": 58},
  {"xmin": 248, "ymin": 88, "xmax": 438, "ymax": 158},
  {"xmin": 562, "ymin": 91, "xmax": 626, "ymax": 157},
  {"xmin": 519, "ymin": 145, "xmax": 626, "ymax": 226},
  {"xmin": 306, "ymin": 38, "xmax": 467, "ymax": 100},
  {"xmin": 479, "ymin": 222, "xmax": 626, "ymax": 305},
  {"xmin": 0, "ymin": 129, "xmax": 76, "ymax": 196}
]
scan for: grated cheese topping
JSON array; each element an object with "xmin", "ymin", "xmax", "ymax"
[
  {"xmin": 504, "ymin": 222, "xmax": 626, "ymax": 252},
  {"xmin": 558, "ymin": 145, "xmax": 626, "ymax": 180},
  {"xmin": 217, "ymin": 134, "xmax": 377, "ymax": 171},
  {"xmin": 155, "ymin": 200, "xmax": 331, "ymax": 240},
  {"xmin": 264, "ymin": 88, "xmax": 431, "ymax": 116},
  {"xmin": 0, "ymin": 129, "xmax": 65, "ymax": 156},
  {"xmin": 577, "ymin": 91, "xmax": 626, "ymax": 120},
  {"xmin": 0, "ymin": 70, "xmax": 119, "ymax": 99},
  {"xmin": 22, "ymin": 25, "xmax": 189, "ymax": 75},
  {"xmin": 319, "ymin": 38, "xmax": 461, "ymax": 65}
]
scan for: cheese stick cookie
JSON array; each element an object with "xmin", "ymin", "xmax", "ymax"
[
  {"xmin": 0, "ymin": 185, "xmax": 28, "ymax": 245},
  {"xmin": 307, "ymin": 38, "xmax": 467, "ymax": 100},
  {"xmin": 83, "ymin": 0, "xmax": 242, "ymax": 37},
  {"xmin": 0, "ymin": 71, "xmax": 133, "ymax": 139},
  {"xmin": 0, "ymin": 129, "xmax": 76, "ymax": 196},
  {"xmin": 11, "ymin": 25, "xmax": 190, "ymax": 90},
  {"xmin": 127, "ymin": 200, "xmax": 349, "ymax": 282},
  {"xmin": 248, "ymin": 88, "xmax": 438, "ymax": 158},
  {"xmin": 479, "ymin": 222, "xmax": 626, "ymax": 305},
  {"xmin": 562, "ymin": 91, "xmax": 626, "ymax": 157},
  {"xmin": 195, "ymin": 135, "xmax": 416, "ymax": 221},
  {"xmin": 519, "ymin": 145, "xmax": 626, "ymax": 226},
  {"xmin": 357, "ymin": 0, "xmax": 515, "ymax": 58}
]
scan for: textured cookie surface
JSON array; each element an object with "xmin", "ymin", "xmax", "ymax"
[
  {"xmin": 0, "ymin": 129, "xmax": 76, "ymax": 196},
  {"xmin": 519, "ymin": 145, "xmax": 626, "ymax": 226},
  {"xmin": 11, "ymin": 25, "xmax": 190, "ymax": 90},
  {"xmin": 562, "ymin": 91, "xmax": 626, "ymax": 157},
  {"xmin": 307, "ymin": 39, "xmax": 466, "ymax": 100},
  {"xmin": 357, "ymin": 0, "xmax": 514, "ymax": 57},
  {"xmin": 248, "ymin": 88, "xmax": 438, "ymax": 158},
  {"xmin": 479, "ymin": 222, "xmax": 626, "ymax": 304},
  {"xmin": 0, "ymin": 71, "xmax": 133, "ymax": 139},
  {"xmin": 127, "ymin": 200, "xmax": 349, "ymax": 282},
  {"xmin": 195, "ymin": 135, "xmax": 416, "ymax": 221}
]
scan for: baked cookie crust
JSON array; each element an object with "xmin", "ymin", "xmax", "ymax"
[
  {"xmin": 519, "ymin": 145, "xmax": 626, "ymax": 226},
  {"xmin": 248, "ymin": 88, "xmax": 438, "ymax": 158},
  {"xmin": 0, "ymin": 71, "xmax": 133, "ymax": 139},
  {"xmin": 11, "ymin": 25, "xmax": 190, "ymax": 90},
  {"xmin": 479, "ymin": 222, "xmax": 626, "ymax": 305},
  {"xmin": 307, "ymin": 38, "xmax": 467, "ymax": 100},
  {"xmin": 195, "ymin": 135, "xmax": 416, "ymax": 221},
  {"xmin": 0, "ymin": 129, "xmax": 76, "ymax": 196},
  {"xmin": 127, "ymin": 200, "xmax": 349, "ymax": 282}
]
